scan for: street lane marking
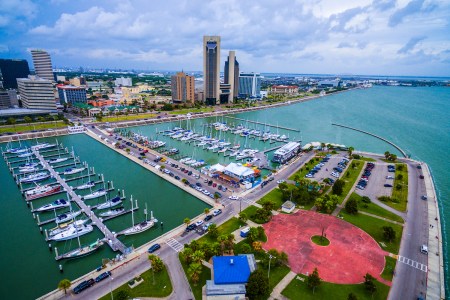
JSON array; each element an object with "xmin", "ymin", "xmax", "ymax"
[
  {"xmin": 398, "ymin": 255, "xmax": 427, "ymax": 272},
  {"xmin": 166, "ymin": 238, "xmax": 184, "ymax": 252}
]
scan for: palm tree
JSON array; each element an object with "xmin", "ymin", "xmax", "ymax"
[
  {"xmin": 348, "ymin": 146, "xmax": 354, "ymax": 157},
  {"xmin": 204, "ymin": 208, "xmax": 210, "ymax": 216},
  {"xmin": 58, "ymin": 279, "xmax": 71, "ymax": 295},
  {"xmin": 217, "ymin": 235, "xmax": 227, "ymax": 255},
  {"xmin": 191, "ymin": 250, "xmax": 205, "ymax": 264},
  {"xmin": 226, "ymin": 233, "xmax": 235, "ymax": 253},
  {"xmin": 188, "ymin": 263, "xmax": 203, "ymax": 285},
  {"xmin": 182, "ymin": 247, "xmax": 193, "ymax": 264},
  {"xmin": 183, "ymin": 217, "xmax": 191, "ymax": 227}
]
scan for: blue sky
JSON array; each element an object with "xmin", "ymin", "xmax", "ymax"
[{"xmin": 1, "ymin": 0, "xmax": 449, "ymax": 76}]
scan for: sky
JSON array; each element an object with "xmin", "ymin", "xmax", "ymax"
[{"xmin": 0, "ymin": 0, "xmax": 449, "ymax": 76}]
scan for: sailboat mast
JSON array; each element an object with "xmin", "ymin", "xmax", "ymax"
[{"xmin": 130, "ymin": 195, "xmax": 134, "ymax": 226}]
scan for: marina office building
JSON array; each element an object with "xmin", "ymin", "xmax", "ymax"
[
  {"xmin": 272, "ymin": 141, "xmax": 301, "ymax": 164},
  {"xmin": 17, "ymin": 75, "xmax": 56, "ymax": 111}
]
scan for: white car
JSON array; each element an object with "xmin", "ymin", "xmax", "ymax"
[
  {"xmin": 331, "ymin": 172, "xmax": 340, "ymax": 178},
  {"xmin": 229, "ymin": 195, "xmax": 239, "ymax": 200},
  {"xmin": 386, "ymin": 176, "xmax": 394, "ymax": 179},
  {"xmin": 305, "ymin": 174, "xmax": 314, "ymax": 178},
  {"xmin": 276, "ymin": 179, "xmax": 285, "ymax": 184},
  {"xmin": 195, "ymin": 220, "xmax": 204, "ymax": 227}
]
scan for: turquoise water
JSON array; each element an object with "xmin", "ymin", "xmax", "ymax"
[
  {"xmin": 0, "ymin": 86, "xmax": 448, "ymax": 298},
  {"xmin": 0, "ymin": 134, "xmax": 209, "ymax": 299}
]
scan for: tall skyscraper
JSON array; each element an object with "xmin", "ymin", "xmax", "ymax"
[
  {"xmin": 238, "ymin": 73, "xmax": 262, "ymax": 98},
  {"xmin": 171, "ymin": 71, "xmax": 195, "ymax": 103},
  {"xmin": 0, "ymin": 59, "xmax": 30, "ymax": 89},
  {"xmin": 203, "ymin": 36, "xmax": 221, "ymax": 105},
  {"xmin": 224, "ymin": 51, "xmax": 239, "ymax": 103},
  {"xmin": 17, "ymin": 75, "xmax": 56, "ymax": 110},
  {"xmin": 31, "ymin": 49, "xmax": 54, "ymax": 81}
]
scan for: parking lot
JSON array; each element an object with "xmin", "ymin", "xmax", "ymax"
[
  {"xmin": 305, "ymin": 153, "xmax": 349, "ymax": 184},
  {"xmin": 355, "ymin": 162, "xmax": 394, "ymax": 199}
]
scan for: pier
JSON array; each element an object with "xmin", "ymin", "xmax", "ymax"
[
  {"xmin": 224, "ymin": 116, "xmax": 301, "ymax": 132},
  {"xmin": 331, "ymin": 123, "xmax": 408, "ymax": 158},
  {"xmin": 32, "ymin": 149, "xmax": 127, "ymax": 254}
]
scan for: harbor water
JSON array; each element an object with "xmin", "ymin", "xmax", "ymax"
[{"xmin": 0, "ymin": 86, "xmax": 448, "ymax": 298}]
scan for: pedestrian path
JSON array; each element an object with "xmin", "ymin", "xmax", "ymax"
[
  {"xmin": 397, "ymin": 255, "xmax": 428, "ymax": 272},
  {"xmin": 359, "ymin": 211, "xmax": 404, "ymax": 226},
  {"xmin": 269, "ymin": 270, "xmax": 297, "ymax": 300},
  {"xmin": 166, "ymin": 238, "xmax": 184, "ymax": 252}
]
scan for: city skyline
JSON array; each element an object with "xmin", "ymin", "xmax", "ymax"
[{"xmin": 0, "ymin": 0, "xmax": 449, "ymax": 77}]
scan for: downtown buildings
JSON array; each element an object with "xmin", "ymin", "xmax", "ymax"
[
  {"xmin": 203, "ymin": 36, "xmax": 221, "ymax": 105},
  {"xmin": 224, "ymin": 51, "xmax": 239, "ymax": 103},
  {"xmin": 238, "ymin": 73, "xmax": 261, "ymax": 99},
  {"xmin": 17, "ymin": 76, "xmax": 56, "ymax": 110},
  {"xmin": 31, "ymin": 50, "xmax": 54, "ymax": 81},
  {"xmin": 0, "ymin": 59, "xmax": 30, "ymax": 89},
  {"xmin": 171, "ymin": 72, "xmax": 195, "ymax": 104}
]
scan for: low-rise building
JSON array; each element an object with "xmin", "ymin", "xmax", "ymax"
[
  {"xmin": 272, "ymin": 141, "xmax": 301, "ymax": 164},
  {"xmin": 269, "ymin": 85, "xmax": 298, "ymax": 95},
  {"xmin": 17, "ymin": 75, "xmax": 56, "ymax": 111},
  {"xmin": 206, "ymin": 255, "xmax": 256, "ymax": 300},
  {"xmin": 223, "ymin": 162, "xmax": 255, "ymax": 182},
  {"xmin": 318, "ymin": 79, "xmax": 341, "ymax": 88},
  {"xmin": 282, "ymin": 200, "xmax": 296, "ymax": 213},
  {"xmin": 115, "ymin": 76, "xmax": 132, "ymax": 87}
]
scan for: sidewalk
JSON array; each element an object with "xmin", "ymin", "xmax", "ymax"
[{"xmin": 269, "ymin": 270, "xmax": 297, "ymax": 300}]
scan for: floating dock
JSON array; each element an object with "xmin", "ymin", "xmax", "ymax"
[{"xmin": 225, "ymin": 116, "xmax": 301, "ymax": 132}]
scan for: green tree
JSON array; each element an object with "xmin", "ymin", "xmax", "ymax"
[
  {"xmin": 397, "ymin": 174, "xmax": 403, "ymax": 180},
  {"xmin": 225, "ymin": 233, "xmax": 235, "ymax": 253},
  {"xmin": 262, "ymin": 200, "xmax": 275, "ymax": 212},
  {"xmin": 204, "ymin": 208, "xmax": 210, "ymax": 215},
  {"xmin": 382, "ymin": 226, "xmax": 396, "ymax": 242},
  {"xmin": 348, "ymin": 146, "xmax": 354, "ymax": 157},
  {"xmin": 348, "ymin": 292, "xmax": 358, "ymax": 300},
  {"xmin": 188, "ymin": 262, "xmax": 203, "ymax": 285},
  {"xmin": 208, "ymin": 223, "xmax": 218, "ymax": 239},
  {"xmin": 57, "ymin": 279, "xmax": 71, "ymax": 295},
  {"xmin": 246, "ymin": 269, "xmax": 270, "ymax": 300},
  {"xmin": 116, "ymin": 290, "xmax": 130, "ymax": 300},
  {"xmin": 306, "ymin": 267, "xmax": 322, "ymax": 294},
  {"xmin": 345, "ymin": 197, "xmax": 358, "ymax": 214},
  {"xmin": 247, "ymin": 227, "xmax": 260, "ymax": 243},
  {"xmin": 148, "ymin": 254, "xmax": 164, "ymax": 272},
  {"xmin": 363, "ymin": 273, "xmax": 377, "ymax": 297},
  {"xmin": 181, "ymin": 247, "xmax": 193, "ymax": 264},
  {"xmin": 217, "ymin": 234, "xmax": 227, "ymax": 255},
  {"xmin": 24, "ymin": 116, "xmax": 32, "ymax": 129},
  {"xmin": 384, "ymin": 151, "xmax": 390, "ymax": 160},
  {"xmin": 238, "ymin": 212, "xmax": 248, "ymax": 223},
  {"xmin": 332, "ymin": 179, "xmax": 345, "ymax": 195},
  {"xmin": 183, "ymin": 217, "xmax": 191, "ymax": 227},
  {"xmin": 191, "ymin": 250, "xmax": 205, "ymax": 264},
  {"xmin": 6, "ymin": 117, "xmax": 16, "ymax": 129}
]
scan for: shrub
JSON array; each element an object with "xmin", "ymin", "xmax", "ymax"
[{"xmin": 361, "ymin": 196, "xmax": 371, "ymax": 203}]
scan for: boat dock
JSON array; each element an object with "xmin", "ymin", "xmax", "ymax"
[
  {"xmin": 32, "ymin": 149, "xmax": 128, "ymax": 254},
  {"xmin": 225, "ymin": 116, "xmax": 301, "ymax": 132}
]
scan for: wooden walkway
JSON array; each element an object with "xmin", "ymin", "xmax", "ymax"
[{"xmin": 32, "ymin": 149, "xmax": 127, "ymax": 254}]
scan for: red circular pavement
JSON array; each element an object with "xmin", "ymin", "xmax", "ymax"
[{"xmin": 262, "ymin": 210, "xmax": 389, "ymax": 284}]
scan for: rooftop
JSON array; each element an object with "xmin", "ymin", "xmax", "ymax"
[
  {"xmin": 213, "ymin": 255, "xmax": 255, "ymax": 285},
  {"xmin": 224, "ymin": 163, "xmax": 254, "ymax": 177}
]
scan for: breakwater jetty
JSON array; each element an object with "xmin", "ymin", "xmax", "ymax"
[{"xmin": 331, "ymin": 123, "xmax": 408, "ymax": 158}]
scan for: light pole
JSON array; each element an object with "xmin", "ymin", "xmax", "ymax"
[
  {"xmin": 109, "ymin": 277, "xmax": 114, "ymax": 300},
  {"xmin": 267, "ymin": 254, "xmax": 273, "ymax": 279},
  {"xmin": 239, "ymin": 197, "xmax": 242, "ymax": 213}
]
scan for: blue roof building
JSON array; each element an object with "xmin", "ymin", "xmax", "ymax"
[{"xmin": 206, "ymin": 254, "xmax": 256, "ymax": 299}]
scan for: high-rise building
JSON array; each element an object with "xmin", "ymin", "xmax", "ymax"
[
  {"xmin": 203, "ymin": 36, "xmax": 221, "ymax": 105},
  {"xmin": 171, "ymin": 72, "xmax": 195, "ymax": 103},
  {"xmin": 0, "ymin": 90, "xmax": 18, "ymax": 108},
  {"xmin": 0, "ymin": 59, "xmax": 31, "ymax": 89},
  {"xmin": 224, "ymin": 51, "xmax": 239, "ymax": 103},
  {"xmin": 238, "ymin": 73, "xmax": 262, "ymax": 98},
  {"xmin": 31, "ymin": 50, "xmax": 54, "ymax": 81},
  {"xmin": 57, "ymin": 84, "xmax": 87, "ymax": 104},
  {"xmin": 17, "ymin": 75, "xmax": 56, "ymax": 110}
]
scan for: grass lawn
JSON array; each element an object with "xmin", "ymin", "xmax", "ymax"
[
  {"xmin": 311, "ymin": 235, "xmax": 330, "ymax": 246},
  {"xmin": 168, "ymin": 107, "xmax": 215, "ymax": 115},
  {"xmin": 0, "ymin": 121, "xmax": 66, "ymax": 133},
  {"xmin": 355, "ymin": 156, "xmax": 376, "ymax": 162},
  {"xmin": 281, "ymin": 274, "xmax": 390, "ymax": 300},
  {"xmin": 257, "ymin": 186, "xmax": 290, "ymax": 209},
  {"xmin": 335, "ymin": 160, "xmax": 365, "ymax": 204},
  {"xmin": 390, "ymin": 164, "xmax": 408, "ymax": 212},
  {"xmin": 198, "ymin": 217, "xmax": 246, "ymax": 244},
  {"xmin": 259, "ymin": 263, "xmax": 291, "ymax": 291},
  {"xmin": 350, "ymin": 193, "xmax": 404, "ymax": 224},
  {"xmin": 102, "ymin": 113, "xmax": 156, "ymax": 122},
  {"xmin": 339, "ymin": 210, "xmax": 403, "ymax": 254},
  {"xmin": 179, "ymin": 253, "xmax": 211, "ymax": 300},
  {"xmin": 240, "ymin": 205, "xmax": 259, "ymax": 219},
  {"xmin": 98, "ymin": 265, "xmax": 172, "ymax": 300},
  {"xmin": 381, "ymin": 256, "xmax": 397, "ymax": 281}
]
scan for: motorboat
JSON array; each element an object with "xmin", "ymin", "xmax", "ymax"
[
  {"xmin": 47, "ymin": 157, "xmax": 69, "ymax": 164},
  {"xmin": 96, "ymin": 196, "xmax": 122, "ymax": 210},
  {"xmin": 7, "ymin": 147, "xmax": 28, "ymax": 154},
  {"xmin": 48, "ymin": 219, "xmax": 87, "ymax": 237},
  {"xmin": 81, "ymin": 188, "xmax": 107, "ymax": 200},
  {"xmin": 25, "ymin": 184, "xmax": 61, "ymax": 200},
  {"xmin": 50, "ymin": 224, "xmax": 93, "ymax": 241},
  {"xmin": 18, "ymin": 152, "xmax": 33, "ymax": 158},
  {"xmin": 31, "ymin": 143, "xmax": 56, "ymax": 151},
  {"xmin": 55, "ymin": 211, "xmax": 82, "ymax": 224},
  {"xmin": 18, "ymin": 166, "xmax": 39, "ymax": 173},
  {"xmin": 99, "ymin": 206, "xmax": 125, "ymax": 217},
  {"xmin": 75, "ymin": 181, "xmax": 95, "ymax": 190},
  {"xmin": 18, "ymin": 162, "xmax": 39, "ymax": 168},
  {"xmin": 55, "ymin": 239, "xmax": 103, "ymax": 260},
  {"xmin": 36, "ymin": 199, "xmax": 70, "ymax": 212},
  {"xmin": 19, "ymin": 172, "xmax": 50, "ymax": 183}
]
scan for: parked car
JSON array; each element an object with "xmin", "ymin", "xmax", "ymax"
[
  {"xmin": 73, "ymin": 279, "xmax": 95, "ymax": 294},
  {"xmin": 421, "ymin": 195, "xmax": 428, "ymax": 200},
  {"xmin": 204, "ymin": 215, "xmax": 213, "ymax": 222},
  {"xmin": 95, "ymin": 271, "xmax": 112, "ymax": 283},
  {"xmin": 195, "ymin": 220, "xmax": 204, "ymax": 227},
  {"xmin": 384, "ymin": 183, "xmax": 393, "ymax": 187},
  {"xmin": 213, "ymin": 209, "xmax": 222, "ymax": 216}
]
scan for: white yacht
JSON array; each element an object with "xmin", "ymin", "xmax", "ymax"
[
  {"xmin": 96, "ymin": 196, "xmax": 122, "ymax": 210},
  {"xmin": 55, "ymin": 211, "xmax": 82, "ymax": 224},
  {"xmin": 81, "ymin": 188, "xmax": 107, "ymax": 200},
  {"xmin": 36, "ymin": 199, "xmax": 70, "ymax": 212},
  {"xmin": 63, "ymin": 167, "xmax": 85, "ymax": 175},
  {"xmin": 75, "ymin": 181, "xmax": 95, "ymax": 190},
  {"xmin": 50, "ymin": 224, "xmax": 93, "ymax": 241},
  {"xmin": 19, "ymin": 172, "xmax": 50, "ymax": 183}
]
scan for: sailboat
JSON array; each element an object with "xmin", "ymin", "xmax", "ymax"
[
  {"xmin": 96, "ymin": 196, "xmax": 122, "ymax": 210},
  {"xmin": 55, "ymin": 239, "xmax": 103, "ymax": 260},
  {"xmin": 50, "ymin": 221, "xmax": 93, "ymax": 241},
  {"xmin": 19, "ymin": 172, "xmax": 50, "ymax": 183},
  {"xmin": 99, "ymin": 206, "xmax": 125, "ymax": 217},
  {"xmin": 36, "ymin": 199, "xmax": 70, "ymax": 212},
  {"xmin": 121, "ymin": 199, "xmax": 156, "ymax": 235},
  {"xmin": 81, "ymin": 188, "xmax": 107, "ymax": 200},
  {"xmin": 47, "ymin": 157, "xmax": 69, "ymax": 164},
  {"xmin": 55, "ymin": 210, "xmax": 82, "ymax": 224}
]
